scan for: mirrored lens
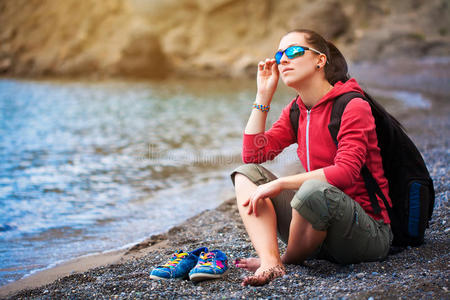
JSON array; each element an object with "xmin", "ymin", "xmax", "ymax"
[
  {"xmin": 285, "ymin": 46, "xmax": 305, "ymax": 59},
  {"xmin": 275, "ymin": 51, "xmax": 283, "ymax": 64},
  {"xmin": 274, "ymin": 46, "xmax": 306, "ymax": 64}
]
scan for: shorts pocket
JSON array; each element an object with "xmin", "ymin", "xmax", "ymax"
[{"xmin": 323, "ymin": 187, "xmax": 346, "ymax": 222}]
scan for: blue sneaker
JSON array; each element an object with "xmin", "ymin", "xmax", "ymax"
[
  {"xmin": 150, "ymin": 247, "xmax": 208, "ymax": 280},
  {"xmin": 188, "ymin": 250, "xmax": 229, "ymax": 282}
]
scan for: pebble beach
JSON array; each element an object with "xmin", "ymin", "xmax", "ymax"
[
  {"xmin": 1, "ymin": 59, "xmax": 449, "ymax": 299},
  {"xmin": 3, "ymin": 195, "xmax": 448, "ymax": 299}
]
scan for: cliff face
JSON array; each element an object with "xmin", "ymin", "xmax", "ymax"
[
  {"xmin": 0, "ymin": 0, "xmax": 449, "ymax": 79},
  {"xmin": 0, "ymin": 0, "xmax": 169, "ymax": 78}
]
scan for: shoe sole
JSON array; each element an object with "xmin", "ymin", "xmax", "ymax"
[
  {"xmin": 189, "ymin": 269, "xmax": 229, "ymax": 282},
  {"xmin": 150, "ymin": 274, "xmax": 170, "ymax": 280},
  {"xmin": 150, "ymin": 274, "xmax": 188, "ymax": 280}
]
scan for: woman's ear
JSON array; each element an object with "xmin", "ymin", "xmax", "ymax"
[{"xmin": 317, "ymin": 54, "xmax": 327, "ymax": 68}]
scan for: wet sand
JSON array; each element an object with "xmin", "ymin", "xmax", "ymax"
[
  {"xmin": 0, "ymin": 238, "xmax": 172, "ymax": 298},
  {"xmin": 1, "ymin": 58, "xmax": 449, "ymax": 299}
]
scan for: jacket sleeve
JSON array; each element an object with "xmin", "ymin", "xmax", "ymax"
[
  {"xmin": 242, "ymin": 101, "xmax": 296, "ymax": 163},
  {"xmin": 323, "ymin": 98, "xmax": 374, "ymax": 188}
]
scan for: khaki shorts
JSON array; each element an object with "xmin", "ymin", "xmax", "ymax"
[{"xmin": 231, "ymin": 163, "xmax": 393, "ymax": 264}]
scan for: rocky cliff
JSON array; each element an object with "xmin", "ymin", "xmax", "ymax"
[{"xmin": 0, "ymin": 0, "xmax": 449, "ymax": 79}]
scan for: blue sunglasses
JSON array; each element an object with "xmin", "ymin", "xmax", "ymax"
[{"xmin": 275, "ymin": 45, "xmax": 325, "ymax": 64}]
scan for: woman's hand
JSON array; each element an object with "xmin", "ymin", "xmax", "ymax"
[
  {"xmin": 242, "ymin": 179, "xmax": 283, "ymax": 217},
  {"xmin": 256, "ymin": 58, "xmax": 279, "ymax": 104}
]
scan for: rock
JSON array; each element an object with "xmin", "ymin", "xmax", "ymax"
[
  {"xmin": 0, "ymin": 0, "xmax": 449, "ymax": 77},
  {"xmin": 116, "ymin": 31, "xmax": 170, "ymax": 78},
  {"xmin": 0, "ymin": 58, "xmax": 11, "ymax": 73},
  {"xmin": 353, "ymin": 0, "xmax": 450, "ymax": 62},
  {"xmin": 229, "ymin": 54, "xmax": 259, "ymax": 78},
  {"xmin": 288, "ymin": 0, "xmax": 349, "ymax": 40}
]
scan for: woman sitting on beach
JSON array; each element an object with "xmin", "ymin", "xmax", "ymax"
[{"xmin": 231, "ymin": 29, "xmax": 393, "ymax": 286}]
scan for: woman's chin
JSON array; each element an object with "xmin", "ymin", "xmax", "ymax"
[{"xmin": 282, "ymin": 77, "xmax": 299, "ymax": 89}]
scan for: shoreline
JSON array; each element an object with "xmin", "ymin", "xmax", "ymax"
[
  {"xmin": 0, "ymin": 222, "xmax": 174, "ymax": 297},
  {"xmin": 0, "ymin": 249, "xmax": 126, "ymax": 297},
  {"xmin": 0, "ymin": 207, "xmax": 195, "ymax": 297}
]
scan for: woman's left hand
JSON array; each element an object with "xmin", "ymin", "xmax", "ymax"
[{"xmin": 242, "ymin": 180, "xmax": 283, "ymax": 217}]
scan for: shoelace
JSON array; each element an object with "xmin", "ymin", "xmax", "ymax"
[
  {"xmin": 162, "ymin": 251, "xmax": 188, "ymax": 268},
  {"xmin": 198, "ymin": 252, "xmax": 214, "ymax": 266}
]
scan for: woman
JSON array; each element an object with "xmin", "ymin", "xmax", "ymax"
[{"xmin": 230, "ymin": 29, "xmax": 393, "ymax": 287}]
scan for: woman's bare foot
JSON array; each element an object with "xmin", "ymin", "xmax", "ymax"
[
  {"xmin": 234, "ymin": 257, "xmax": 261, "ymax": 272},
  {"xmin": 242, "ymin": 264, "xmax": 286, "ymax": 286}
]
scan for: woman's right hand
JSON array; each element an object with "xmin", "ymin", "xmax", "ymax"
[
  {"xmin": 242, "ymin": 179, "xmax": 282, "ymax": 217},
  {"xmin": 256, "ymin": 58, "xmax": 279, "ymax": 105}
]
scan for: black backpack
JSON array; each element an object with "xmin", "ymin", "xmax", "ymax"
[{"xmin": 289, "ymin": 92, "xmax": 435, "ymax": 247}]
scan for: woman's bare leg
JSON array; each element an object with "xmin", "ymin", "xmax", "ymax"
[
  {"xmin": 282, "ymin": 208, "xmax": 327, "ymax": 264},
  {"xmin": 236, "ymin": 209, "xmax": 327, "ymax": 269},
  {"xmin": 233, "ymin": 174, "xmax": 285, "ymax": 285}
]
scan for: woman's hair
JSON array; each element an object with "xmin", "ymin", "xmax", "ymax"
[
  {"xmin": 287, "ymin": 29, "xmax": 404, "ymax": 129},
  {"xmin": 287, "ymin": 29, "xmax": 350, "ymax": 85}
]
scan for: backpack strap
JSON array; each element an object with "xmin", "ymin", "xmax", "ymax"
[
  {"xmin": 328, "ymin": 92, "xmax": 388, "ymax": 215},
  {"xmin": 327, "ymin": 92, "xmax": 364, "ymax": 142},
  {"xmin": 289, "ymin": 96, "xmax": 300, "ymax": 140},
  {"xmin": 361, "ymin": 166, "xmax": 385, "ymax": 215}
]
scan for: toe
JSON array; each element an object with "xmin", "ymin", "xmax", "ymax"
[
  {"xmin": 235, "ymin": 258, "xmax": 249, "ymax": 269},
  {"xmin": 234, "ymin": 258, "xmax": 243, "ymax": 267}
]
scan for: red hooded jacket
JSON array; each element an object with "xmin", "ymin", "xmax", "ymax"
[{"xmin": 242, "ymin": 78, "xmax": 391, "ymax": 223}]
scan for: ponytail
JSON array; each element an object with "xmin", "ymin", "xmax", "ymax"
[
  {"xmin": 287, "ymin": 29, "xmax": 350, "ymax": 85},
  {"xmin": 325, "ymin": 41, "xmax": 349, "ymax": 85}
]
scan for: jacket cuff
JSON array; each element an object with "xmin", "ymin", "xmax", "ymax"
[{"xmin": 323, "ymin": 165, "xmax": 350, "ymax": 189}]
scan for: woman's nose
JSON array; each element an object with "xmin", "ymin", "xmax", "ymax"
[{"xmin": 279, "ymin": 52, "xmax": 289, "ymax": 64}]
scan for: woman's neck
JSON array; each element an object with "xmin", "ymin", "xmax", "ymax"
[{"xmin": 295, "ymin": 78, "xmax": 333, "ymax": 109}]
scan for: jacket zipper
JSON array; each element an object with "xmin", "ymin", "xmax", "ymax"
[{"xmin": 306, "ymin": 109, "xmax": 311, "ymax": 172}]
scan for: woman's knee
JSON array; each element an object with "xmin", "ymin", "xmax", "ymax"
[
  {"xmin": 233, "ymin": 173, "xmax": 252, "ymax": 190},
  {"xmin": 231, "ymin": 166, "xmax": 259, "ymax": 210},
  {"xmin": 231, "ymin": 163, "xmax": 275, "ymax": 188},
  {"xmin": 290, "ymin": 180, "xmax": 337, "ymax": 231},
  {"xmin": 295, "ymin": 179, "xmax": 329, "ymax": 202}
]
